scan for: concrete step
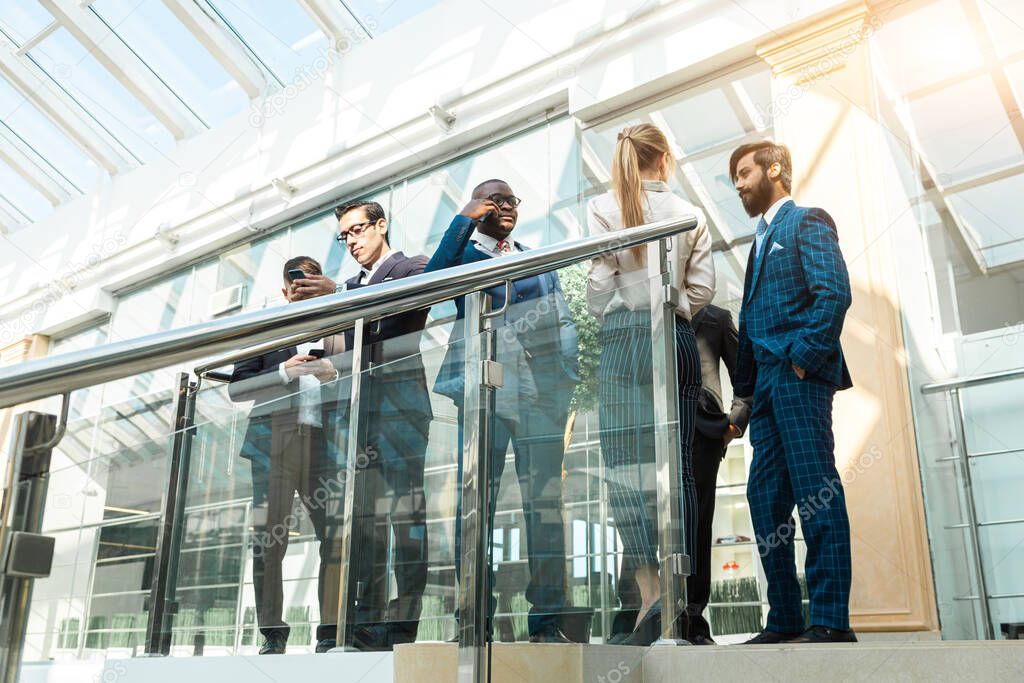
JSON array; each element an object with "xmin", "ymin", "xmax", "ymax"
[
  {"xmin": 394, "ymin": 640, "xmax": 1024, "ymax": 682},
  {"xmin": 21, "ymin": 640, "xmax": 1024, "ymax": 682}
]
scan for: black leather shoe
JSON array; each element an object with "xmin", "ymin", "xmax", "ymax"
[
  {"xmin": 621, "ymin": 602, "xmax": 661, "ymax": 647},
  {"xmin": 742, "ymin": 629, "xmax": 801, "ymax": 644},
  {"xmin": 687, "ymin": 633, "xmax": 716, "ymax": 645},
  {"xmin": 528, "ymin": 624, "xmax": 572, "ymax": 643},
  {"xmin": 352, "ymin": 623, "xmax": 420, "ymax": 651},
  {"xmin": 606, "ymin": 631, "xmax": 630, "ymax": 645},
  {"xmin": 352, "ymin": 624, "xmax": 393, "ymax": 651},
  {"xmin": 788, "ymin": 625, "xmax": 858, "ymax": 643},
  {"xmin": 259, "ymin": 631, "xmax": 287, "ymax": 654},
  {"xmin": 315, "ymin": 638, "xmax": 335, "ymax": 653}
]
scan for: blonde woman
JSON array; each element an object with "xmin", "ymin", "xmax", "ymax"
[{"xmin": 587, "ymin": 123, "xmax": 714, "ymax": 645}]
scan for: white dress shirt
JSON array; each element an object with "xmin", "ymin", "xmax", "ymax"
[
  {"xmin": 755, "ymin": 196, "xmax": 792, "ymax": 256},
  {"xmin": 586, "ymin": 180, "xmax": 716, "ymax": 322},
  {"xmin": 358, "ymin": 247, "xmax": 393, "ymax": 283},
  {"xmin": 473, "ymin": 230, "xmax": 520, "ymax": 256},
  {"xmin": 277, "ymin": 340, "xmax": 323, "ymax": 427}
]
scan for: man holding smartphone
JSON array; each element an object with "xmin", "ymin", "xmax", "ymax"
[
  {"xmin": 229, "ymin": 256, "xmax": 343, "ymax": 655},
  {"xmin": 288, "ymin": 201, "xmax": 433, "ymax": 651}
]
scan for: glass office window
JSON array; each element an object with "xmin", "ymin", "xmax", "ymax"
[{"xmin": 872, "ymin": 0, "xmax": 1024, "ymax": 639}]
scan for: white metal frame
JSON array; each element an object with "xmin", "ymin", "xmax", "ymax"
[
  {"xmin": 0, "ymin": 36, "xmax": 134, "ymax": 175},
  {"xmin": 161, "ymin": 0, "xmax": 267, "ymax": 99}
]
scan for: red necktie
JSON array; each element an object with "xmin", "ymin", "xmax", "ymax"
[{"xmin": 497, "ymin": 240, "xmax": 512, "ymax": 254}]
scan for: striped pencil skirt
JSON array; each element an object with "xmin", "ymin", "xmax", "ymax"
[{"xmin": 597, "ymin": 310, "xmax": 701, "ymax": 570}]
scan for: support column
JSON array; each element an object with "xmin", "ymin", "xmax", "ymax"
[{"xmin": 756, "ymin": 2, "xmax": 939, "ymax": 633}]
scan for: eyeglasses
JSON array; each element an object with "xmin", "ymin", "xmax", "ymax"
[
  {"xmin": 336, "ymin": 220, "xmax": 377, "ymax": 243},
  {"xmin": 486, "ymin": 194, "xmax": 522, "ymax": 208}
]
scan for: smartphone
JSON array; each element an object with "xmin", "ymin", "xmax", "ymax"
[
  {"xmin": 308, "ymin": 349, "xmax": 325, "ymax": 359},
  {"xmin": 287, "ymin": 268, "xmax": 306, "ymax": 282}
]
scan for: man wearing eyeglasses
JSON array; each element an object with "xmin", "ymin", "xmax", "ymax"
[
  {"xmin": 426, "ymin": 179, "xmax": 580, "ymax": 644},
  {"xmin": 291, "ymin": 200, "xmax": 432, "ymax": 651}
]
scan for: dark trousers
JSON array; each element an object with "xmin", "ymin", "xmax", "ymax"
[
  {"xmin": 249, "ymin": 421, "xmax": 343, "ymax": 642},
  {"xmin": 349, "ymin": 406, "xmax": 430, "ymax": 630},
  {"xmin": 598, "ymin": 312, "xmax": 701, "ymax": 574},
  {"xmin": 614, "ymin": 430, "xmax": 724, "ymax": 636},
  {"xmin": 747, "ymin": 361, "xmax": 851, "ymax": 632},
  {"xmin": 685, "ymin": 430, "xmax": 726, "ymax": 638},
  {"xmin": 454, "ymin": 392, "xmax": 569, "ymax": 636}
]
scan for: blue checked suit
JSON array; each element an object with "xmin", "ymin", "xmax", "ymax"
[{"xmin": 736, "ymin": 199, "xmax": 854, "ymax": 633}]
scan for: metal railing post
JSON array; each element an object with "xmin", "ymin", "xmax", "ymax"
[
  {"xmin": 144, "ymin": 372, "xmax": 198, "ymax": 655},
  {"xmin": 948, "ymin": 388, "xmax": 995, "ymax": 639},
  {"xmin": 334, "ymin": 318, "xmax": 368, "ymax": 649},
  {"xmin": 649, "ymin": 237, "xmax": 689, "ymax": 644},
  {"xmin": 0, "ymin": 410, "xmax": 58, "ymax": 683},
  {"xmin": 458, "ymin": 291, "xmax": 495, "ymax": 683}
]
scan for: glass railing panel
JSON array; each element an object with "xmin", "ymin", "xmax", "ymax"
[
  {"xmin": 156, "ymin": 363, "xmax": 353, "ymax": 656},
  {"xmin": 145, "ymin": 315, "xmax": 473, "ymax": 655},
  {"xmin": 341, "ymin": 320, "xmax": 464, "ymax": 649},
  {"xmin": 960, "ymin": 377, "xmax": 1024, "ymax": 636},
  {"xmin": 20, "ymin": 385, "xmax": 180, "ymax": 662},
  {"xmin": 465, "ymin": 249, "xmax": 694, "ymax": 646}
]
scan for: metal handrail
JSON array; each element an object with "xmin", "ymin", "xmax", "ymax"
[
  {"xmin": 920, "ymin": 366, "xmax": 1024, "ymax": 394},
  {"xmin": 0, "ymin": 216, "xmax": 697, "ymax": 409},
  {"xmin": 919, "ymin": 363, "xmax": 1024, "ymax": 640}
]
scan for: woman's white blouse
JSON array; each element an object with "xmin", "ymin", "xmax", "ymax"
[{"xmin": 586, "ymin": 180, "xmax": 716, "ymax": 322}]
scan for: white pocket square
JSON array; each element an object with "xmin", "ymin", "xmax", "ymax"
[{"xmin": 769, "ymin": 242, "xmax": 785, "ymax": 254}]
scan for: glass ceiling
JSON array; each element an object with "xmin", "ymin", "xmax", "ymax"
[
  {"xmin": 872, "ymin": 0, "xmax": 1024, "ymax": 271},
  {"xmin": 0, "ymin": 0, "xmax": 440, "ymax": 233}
]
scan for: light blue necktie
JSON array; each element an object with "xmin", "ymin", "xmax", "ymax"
[{"xmin": 754, "ymin": 216, "xmax": 769, "ymax": 258}]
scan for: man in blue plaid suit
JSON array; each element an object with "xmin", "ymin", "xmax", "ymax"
[{"xmin": 730, "ymin": 141, "xmax": 856, "ymax": 644}]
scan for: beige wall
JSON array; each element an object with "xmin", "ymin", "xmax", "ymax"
[{"xmin": 757, "ymin": 4, "xmax": 939, "ymax": 632}]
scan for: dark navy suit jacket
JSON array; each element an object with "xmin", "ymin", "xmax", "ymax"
[
  {"xmin": 424, "ymin": 214, "xmax": 579, "ymax": 404},
  {"xmin": 735, "ymin": 200, "xmax": 853, "ymax": 396}
]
